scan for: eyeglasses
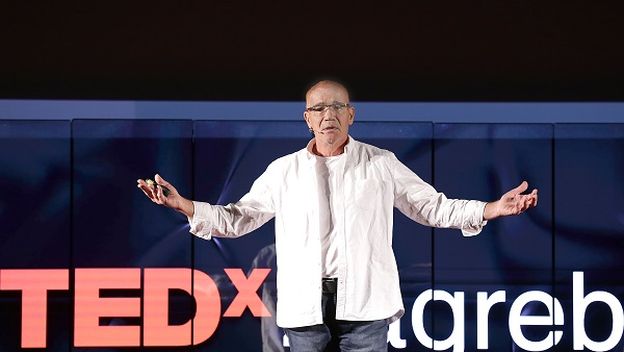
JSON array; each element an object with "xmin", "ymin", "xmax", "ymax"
[{"xmin": 305, "ymin": 102, "xmax": 351, "ymax": 114}]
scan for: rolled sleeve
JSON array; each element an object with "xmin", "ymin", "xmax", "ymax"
[
  {"xmin": 187, "ymin": 201, "xmax": 215, "ymax": 240},
  {"xmin": 389, "ymin": 151, "xmax": 489, "ymax": 237},
  {"xmin": 460, "ymin": 200, "xmax": 488, "ymax": 237}
]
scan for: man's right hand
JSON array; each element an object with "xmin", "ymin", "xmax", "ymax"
[{"xmin": 136, "ymin": 174, "xmax": 194, "ymax": 218}]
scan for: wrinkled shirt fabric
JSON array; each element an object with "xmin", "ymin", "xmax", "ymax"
[{"xmin": 188, "ymin": 136, "xmax": 487, "ymax": 328}]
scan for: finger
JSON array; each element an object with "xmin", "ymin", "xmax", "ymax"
[
  {"xmin": 156, "ymin": 175, "xmax": 177, "ymax": 196},
  {"xmin": 137, "ymin": 179, "xmax": 156, "ymax": 194},
  {"xmin": 516, "ymin": 200, "xmax": 526, "ymax": 213},
  {"xmin": 137, "ymin": 179, "xmax": 149, "ymax": 189},
  {"xmin": 138, "ymin": 185, "xmax": 157, "ymax": 202},
  {"xmin": 534, "ymin": 194, "xmax": 538, "ymax": 207},
  {"xmin": 527, "ymin": 194, "xmax": 538, "ymax": 208},
  {"xmin": 155, "ymin": 174, "xmax": 169, "ymax": 187},
  {"xmin": 524, "ymin": 198, "xmax": 531, "ymax": 210},
  {"xmin": 158, "ymin": 184, "xmax": 167, "ymax": 199},
  {"xmin": 137, "ymin": 182, "xmax": 156, "ymax": 200},
  {"xmin": 156, "ymin": 184, "xmax": 164, "ymax": 204},
  {"xmin": 157, "ymin": 184, "xmax": 169, "ymax": 205},
  {"xmin": 529, "ymin": 190, "xmax": 538, "ymax": 202},
  {"xmin": 511, "ymin": 181, "xmax": 529, "ymax": 196},
  {"xmin": 137, "ymin": 182, "xmax": 158, "ymax": 201}
]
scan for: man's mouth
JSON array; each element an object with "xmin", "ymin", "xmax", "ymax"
[{"xmin": 322, "ymin": 126, "xmax": 339, "ymax": 132}]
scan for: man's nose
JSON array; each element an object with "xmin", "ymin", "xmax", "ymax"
[
  {"xmin": 322, "ymin": 115, "xmax": 337, "ymax": 124},
  {"xmin": 321, "ymin": 107, "xmax": 338, "ymax": 118}
]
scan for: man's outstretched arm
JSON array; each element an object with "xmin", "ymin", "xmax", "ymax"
[
  {"xmin": 137, "ymin": 170, "xmax": 275, "ymax": 239},
  {"xmin": 389, "ymin": 152, "xmax": 538, "ymax": 236}
]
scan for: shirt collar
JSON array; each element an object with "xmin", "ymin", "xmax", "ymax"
[{"xmin": 305, "ymin": 135, "xmax": 354, "ymax": 161}]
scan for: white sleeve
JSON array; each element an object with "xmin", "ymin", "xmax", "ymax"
[
  {"xmin": 187, "ymin": 162, "xmax": 276, "ymax": 240},
  {"xmin": 389, "ymin": 152, "xmax": 487, "ymax": 237}
]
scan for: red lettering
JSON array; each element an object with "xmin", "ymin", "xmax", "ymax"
[
  {"xmin": 143, "ymin": 268, "xmax": 192, "ymax": 346},
  {"xmin": 223, "ymin": 268, "xmax": 271, "ymax": 317},
  {"xmin": 0, "ymin": 267, "xmax": 266, "ymax": 347},
  {"xmin": 192, "ymin": 269, "xmax": 222, "ymax": 345},
  {"xmin": 0, "ymin": 269, "xmax": 69, "ymax": 348},
  {"xmin": 74, "ymin": 268, "xmax": 141, "ymax": 347}
]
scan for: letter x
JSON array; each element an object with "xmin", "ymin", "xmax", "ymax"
[{"xmin": 223, "ymin": 268, "xmax": 271, "ymax": 317}]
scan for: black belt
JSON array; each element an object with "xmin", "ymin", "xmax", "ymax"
[{"xmin": 322, "ymin": 278, "xmax": 337, "ymax": 294}]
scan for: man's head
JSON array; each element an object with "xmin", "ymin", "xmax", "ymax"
[{"xmin": 304, "ymin": 80, "xmax": 355, "ymax": 148}]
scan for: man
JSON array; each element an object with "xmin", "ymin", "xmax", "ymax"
[{"xmin": 137, "ymin": 80, "xmax": 538, "ymax": 351}]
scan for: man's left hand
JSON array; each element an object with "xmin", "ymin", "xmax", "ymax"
[{"xmin": 483, "ymin": 181, "xmax": 538, "ymax": 220}]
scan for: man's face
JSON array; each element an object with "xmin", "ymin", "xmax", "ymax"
[{"xmin": 304, "ymin": 83, "xmax": 355, "ymax": 145}]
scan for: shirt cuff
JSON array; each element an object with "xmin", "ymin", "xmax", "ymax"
[
  {"xmin": 187, "ymin": 201, "xmax": 214, "ymax": 240},
  {"xmin": 461, "ymin": 200, "xmax": 488, "ymax": 237}
]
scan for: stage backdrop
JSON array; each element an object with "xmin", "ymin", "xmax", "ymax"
[{"xmin": 1, "ymin": 104, "xmax": 624, "ymax": 352}]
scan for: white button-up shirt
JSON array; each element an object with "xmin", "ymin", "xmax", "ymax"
[{"xmin": 188, "ymin": 136, "xmax": 487, "ymax": 328}]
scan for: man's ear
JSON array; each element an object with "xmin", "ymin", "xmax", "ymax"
[
  {"xmin": 348, "ymin": 107, "xmax": 355, "ymax": 125},
  {"xmin": 303, "ymin": 111, "xmax": 312, "ymax": 129}
]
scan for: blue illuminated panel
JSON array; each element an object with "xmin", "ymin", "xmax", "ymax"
[
  {"xmin": 72, "ymin": 120, "xmax": 194, "ymax": 352},
  {"xmin": 1, "ymin": 105, "xmax": 623, "ymax": 350},
  {"xmin": 554, "ymin": 124, "xmax": 624, "ymax": 351},
  {"xmin": 0, "ymin": 120, "xmax": 71, "ymax": 351},
  {"xmin": 433, "ymin": 124, "xmax": 553, "ymax": 351}
]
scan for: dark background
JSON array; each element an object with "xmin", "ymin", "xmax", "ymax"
[{"xmin": 2, "ymin": 1, "xmax": 623, "ymax": 101}]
